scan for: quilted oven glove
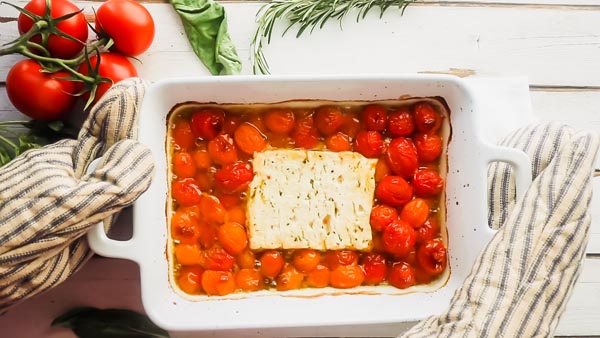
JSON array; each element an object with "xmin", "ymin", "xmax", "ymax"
[
  {"xmin": 0, "ymin": 78, "xmax": 154, "ymax": 311},
  {"xmin": 401, "ymin": 122, "xmax": 599, "ymax": 338}
]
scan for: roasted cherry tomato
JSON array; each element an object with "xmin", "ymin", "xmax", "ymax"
[
  {"xmin": 383, "ymin": 220, "xmax": 416, "ymax": 257},
  {"xmin": 218, "ymin": 222, "xmax": 248, "ymax": 255},
  {"xmin": 416, "ymin": 218, "xmax": 440, "ymax": 244},
  {"xmin": 18, "ymin": 0, "xmax": 88, "ymax": 59},
  {"xmin": 95, "ymin": 0, "xmax": 155, "ymax": 56},
  {"xmin": 234, "ymin": 123, "xmax": 267, "ymax": 155},
  {"xmin": 388, "ymin": 261, "xmax": 416, "ymax": 289},
  {"xmin": 386, "ymin": 137, "xmax": 418, "ymax": 178},
  {"xmin": 236, "ymin": 249, "xmax": 257, "ymax": 269},
  {"xmin": 375, "ymin": 176, "xmax": 413, "ymax": 207},
  {"xmin": 387, "ymin": 108, "xmax": 415, "ymax": 137},
  {"xmin": 330, "ymin": 264, "xmax": 365, "ymax": 289},
  {"xmin": 361, "ymin": 104, "xmax": 387, "ymax": 131},
  {"xmin": 413, "ymin": 169, "xmax": 444, "ymax": 197},
  {"xmin": 201, "ymin": 270, "xmax": 236, "ymax": 296},
  {"xmin": 400, "ymin": 198, "xmax": 430, "ymax": 228},
  {"xmin": 172, "ymin": 178, "xmax": 202, "ymax": 206},
  {"xmin": 171, "ymin": 208, "xmax": 201, "ymax": 244},
  {"xmin": 369, "ymin": 204, "xmax": 398, "ymax": 232},
  {"xmin": 340, "ymin": 114, "xmax": 361, "ymax": 139},
  {"xmin": 174, "ymin": 244, "xmax": 203, "ymax": 266},
  {"xmin": 207, "ymin": 134, "xmax": 238, "ymax": 166},
  {"xmin": 315, "ymin": 105, "xmax": 345, "ymax": 136},
  {"xmin": 325, "ymin": 132, "xmax": 352, "ymax": 152},
  {"xmin": 306, "ymin": 264, "xmax": 330, "ymax": 288},
  {"xmin": 199, "ymin": 193, "xmax": 226, "ymax": 224},
  {"xmin": 374, "ymin": 158, "xmax": 391, "ymax": 183},
  {"xmin": 260, "ymin": 250, "xmax": 284, "ymax": 278},
  {"xmin": 172, "ymin": 120, "xmax": 196, "ymax": 151},
  {"xmin": 192, "ymin": 150, "xmax": 212, "ymax": 169},
  {"xmin": 235, "ymin": 268, "xmax": 264, "ymax": 291},
  {"xmin": 178, "ymin": 266, "xmax": 204, "ymax": 294},
  {"xmin": 276, "ymin": 263, "xmax": 305, "ymax": 291},
  {"xmin": 325, "ymin": 250, "xmax": 359, "ymax": 269},
  {"xmin": 414, "ymin": 133, "xmax": 443, "ymax": 163},
  {"xmin": 198, "ymin": 223, "xmax": 218, "ymax": 249},
  {"xmin": 190, "ymin": 109, "xmax": 225, "ymax": 140},
  {"xmin": 264, "ymin": 108, "xmax": 296, "ymax": 134},
  {"xmin": 417, "ymin": 239, "xmax": 447, "ymax": 276},
  {"xmin": 204, "ymin": 246, "xmax": 235, "ymax": 271},
  {"xmin": 362, "ymin": 252, "xmax": 387, "ymax": 285},
  {"xmin": 214, "ymin": 161, "xmax": 253, "ymax": 194},
  {"xmin": 354, "ymin": 130, "xmax": 385, "ymax": 158},
  {"xmin": 293, "ymin": 249, "xmax": 321, "ymax": 272},
  {"xmin": 173, "ymin": 151, "xmax": 197, "ymax": 178},
  {"xmin": 414, "ymin": 102, "xmax": 441, "ymax": 134},
  {"xmin": 293, "ymin": 115, "xmax": 320, "ymax": 149},
  {"xmin": 6, "ymin": 59, "xmax": 77, "ymax": 120}
]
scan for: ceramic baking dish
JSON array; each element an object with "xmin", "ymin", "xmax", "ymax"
[{"xmin": 87, "ymin": 74, "xmax": 531, "ymax": 332}]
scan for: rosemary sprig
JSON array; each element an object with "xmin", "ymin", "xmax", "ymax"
[{"xmin": 251, "ymin": 0, "xmax": 417, "ymax": 74}]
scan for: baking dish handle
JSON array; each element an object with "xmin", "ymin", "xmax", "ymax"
[
  {"xmin": 482, "ymin": 144, "xmax": 533, "ymax": 202},
  {"xmin": 87, "ymin": 222, "xmax": 140, "ymax": 263}
]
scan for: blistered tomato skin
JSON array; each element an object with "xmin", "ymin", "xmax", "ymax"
[
  {"xmin": 293, "ymin": 116, "xmax": 320, "ymax": 149},
  {"xmin": 388, "ymin": 261, "xmax": 416, "ymax": 289},
  {"xmin": 416, "ymin": 218, "xmax": 440, "ymax": 244},
  {"xmin": 330, "ymin": 264, "xmax": 365, "ymax": 289},
  {"xmin": 204, "ymin": 246, "xmax": 235, "ymax": 271},
  {"xmin": 375, "ymin": 176, "xmax": 413, "ymax": 207},
  {"xmin": 383, "ymin": 220, "xmax": 416, "ymax": 257},
  {"xmin": 413, "ymin": 169, "xmax": 444, "ymax": 197},
  {"xmin": 387, "ymin": 108, "xmax": 415, "ymax": 137},
  {"xmin": 370, "ymin": 204, "xmax": 399, "ymax": 232},
  {"xmin": 171, "ymin": 208, "xmax": 201, "ymax": 244},
  {"xmin": 417, "ymin": 239, "xmax": 448, "ymax": 276},
  {"xmin": 264, "ymin": 108, "xmax": 295, "ymax": 134},
  {"xmin": 214, "ymin": 161, "xmax": 253, "ymax": 194},
  {"xmin": 361, "ymin": 105, "xmax": 387, "ymax": 131},
  {"xmin": 173, "ymin": 152, "xmax": 197, "ymax": 178},
  {"xmin": 414, "ymin": 102, "xmax": 442, "ymax": 134},
  {"xmin": 362, "ymin": 253, "xmax": 388, "ymax": 285},
  {"xmin": 414, "ymin": 133, "xmax": 443, "ymax": 163},
  {"xmin": 172, "ymin": 178, "xmax": 202, "ymax": 206},
  {"xmin": 315, "ymin": 106, "xmax": 345, "ymax": 136},
  {"xmin": 208, "ymin": 135, "xmax": 238, "ymax": 166},
  {"xmin": 386, "ymin": 137, "xmax": 419, "ymax": 178},
  {"xmin": 354, "ymin": 130, "xmax": 385, "ymax": 158},
  {"xmin": 191, "ymin": 109, "xmax": 225, "ymax": 140}
]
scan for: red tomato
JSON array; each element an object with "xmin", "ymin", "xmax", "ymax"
[
  {"xmin": 235, "ymin": 268, "xmax": 264, "ymax": 291},
  {"xmin": 361, "ymin": 105, "xmax": 387, "ymax": 131},
  {"xmin": 388, "ymin": 261, "xmax": 416, "ymax": 289},
  {"xmin": 330, "ymin": 264, "xmax": 365, "ymax": 289},
  {"xmin": 293, "ymin": 116, "xmax": 319, "ymax": 149},
  {"xmin": 276, "ymin": 263, "xmax": 305, "ymax": 291},
  {"xmin": 260, "ymin": 250, "xmax": 284, "ymax": 278},
  {"xmin": 325, "ymin": 250, "xmax": 358, "ymax": 269},
  {"xmin": 173, "ymin": 152, "xmax": 197, "ymax": 178},
  {"xmin": 218, "ymin": 222, "xmax": 248, "ymax": 255},
  {"xmin": 18, "ymin": 0, "xmax": 88, "ymax": 59},
  {"xmin": 383, "ymin": 220, "xmax": 416, "ymax": 257},
  {"xmin": 416, "ymin": 218, "xmax": 440, "ymax": 244},
  {"xmin": 386, "ymin": 137, "xmax": 418, "ymax": 178},
  {"xmin": 413, "ymin": 169, "xmax": 444, "ymax": 197},
  {"xmin": 293, "ymin": 249, "xmax": 321, "ymax": 272},
  {"xmin": 203, "ymin": 246, "xmax": 235, "ymax": 271},
  {"xmin": 400, "ymin": 198, "xmax": 430, "ymax": 228},
  {"xmin": 174, "ymin": 244, "xmax": 203, "ymax": 266},
  {"xmin": 190, "ymin": 109, "xmax": 225, "ymax": 140},
  {"xmin": 387, "ymin": 108, "xmax": 415, "ymax": 137},
  {"xmin": 172, "ymin": 120, "xmax": 196, "ymax": 150},
  {"xmin": 375, "ymin": 176, "xmax": 413, "ymax": 207},
  {"xmin": 198, "ymin": 194, "xmax": 226, "ymax": 224},
  {"xmin": 234, "ymin": 123, "xmax": 267, "ymax": 155},
  {"xmin": 325, "ymin": 132, "xmax": 352, "ymax": 152},
  {"xmin": 414, "ymin": 102, "xmax": 441, "ymax": 134},
  {"xmin": 207, "ymin": 135, "xmax": 238, "ymax": 166},
  {"xmin": 172, "ymin": 178, "xmax": 202, "ymax": 206},
  {"xmin": 171, "ymin": 208, "xmax": 200, "ymax": 244},
  {"xmin": 178, "ymin": 266, "xmax": 204, "ymax": 294},
  {"xmin": 6, "ymin": 60, "xmax": 76, "ymax": 120},
  {"xmin": 414, "ymin": 133, "xmax": 443, "ymax": 162},
  {"xmin": 417, "ymin": 239, "xmax": 447, "ymax": 276},
  {"xmin": 201, "ymin": 270, "xmax": 236, "ymax": 296},
  {"xmin": 78, "ymin": 52, "xmax": 138, "ymax": 102},
  {"xmin": 95, "ymin": 0, "xmax": 155, "ymax": 56},
  {"xmin": 264, "ymin": 108, "xmax": 295, "ymax": 134},
  {"xmin": 369, "ymin": 204, "xmax": 398, "ymax": 232},
  {"xmin": 214, "ymin": 161, "xmax": 253, "ymax": 194},
  {"xmin": 362, "ymin": 253, "xmax": 387, "ymax": 285},
  {"xmin": 354, "ymin": 130, "xmax": 385, "ymax": 158},
  {"xmin": 306, "ymin": 264, "xmax": 330, "ymax": 288},
  {"xmin": 315, "ymin": 106, "xmax": 345, "ymax": 136}
]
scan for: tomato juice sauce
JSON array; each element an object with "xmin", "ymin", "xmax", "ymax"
[{"xmin": 166, "ymin": 99, "xmax": 450, "ymax": 296}]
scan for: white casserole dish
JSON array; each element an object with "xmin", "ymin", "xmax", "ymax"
[{"xmin": 87, "ymin": 74, "xmax": 531, "ymax": 332}]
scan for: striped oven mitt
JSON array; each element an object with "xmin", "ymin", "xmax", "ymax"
[
  {"xmin": 401, "ymin": 122, "xmax": 599, "ymax": 338},
  {"xmin": 0, "ymin": 78, "xmax": 154, "ymax": 311}
]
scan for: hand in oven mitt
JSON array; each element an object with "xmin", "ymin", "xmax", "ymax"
[
  {"xmin": 400, "ymin": 122, "xmax": 599, "ymax": 337},
  {"xmin": 0, "ymin": 78, "xmax": 154, "ymax": 311}
]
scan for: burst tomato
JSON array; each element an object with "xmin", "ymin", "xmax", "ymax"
[
  {"xmin": 362, "ymin": 253, "xmax": 387, "ymax": 285},
  {"xmin": 214, "ymin": 161, "xmax": 253, "ymax": 194},
  {"xmin": 95, "ymin": 0, "xmax": 155, "ymax": 56},
  {"xmin": 414, "ymin": 102, "xmax": 441, "ymax": 134},
  {"xmin": 172, "ymin": 178, "xmax": 202, "ymax": 206},
  {"xmin": 386, "ymin": 137, "xmax": 418, "ymax": 178},
  {"xmin": 190, "ymin": 109, "xmax": 225, "ymax": 140},
  {"xmin": 415, "ymin": 218, "xmax": 440, "ymax": 244},
  {"xmin": 417, "ymin": 239, "xmax": 447, "ymax": 276},
  {"xmin": 18, "ymin": 0, "xmax": 88, "ymax": 59},
  {"xmin": 207, "ymin": 134, "xmax": 238, "ymax": 165},
  {"xmin": 6, "ymin": 59, "xmax": 77, "ymax": 120},
  {"xmin": 204, "ymin": 246, "xmax": 235, "ymax": 271}
]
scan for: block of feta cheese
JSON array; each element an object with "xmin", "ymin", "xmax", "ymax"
[{"xmin": 247, "ymin": 149, "xmax": 377, "ymax": 251}]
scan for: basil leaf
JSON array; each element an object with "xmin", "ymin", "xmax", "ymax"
[
  {"xmin": 170, "ymin": 0, "xmax": 242, "ymax": 75},
  {"xmin": 52, "ymin": 307, "xmax": 170, "ymax": 338}
]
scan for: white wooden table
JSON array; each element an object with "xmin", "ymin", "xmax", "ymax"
[{"xmin": 1, "ymin": 1, "xmax": 599, "ymax": 337}]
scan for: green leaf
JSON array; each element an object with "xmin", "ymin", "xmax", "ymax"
[
  {"xmin": 52, "ymin": 307, "xmax": 170, "ymax": 338},
  {"xmin": 169, "ymin": 0, "xmax": 242, "ymax": 75}
]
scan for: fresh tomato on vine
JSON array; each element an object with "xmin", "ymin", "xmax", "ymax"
[
  {"xmin": 17, "ymin": 0, "xmax": 88, "ymax": 59},
  {"xmin": 6, "ymin": 59, "xmax": 77, "ymax": 120},
  {"xmin": 77, "ymin": 52, "xmax": 138, "ymax": 103},
  {"xmin": 95, "ymin": 0, "xmax": 155, "ymax": 56}
]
